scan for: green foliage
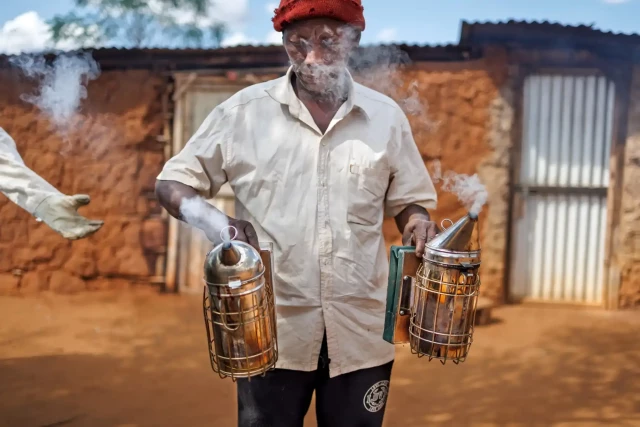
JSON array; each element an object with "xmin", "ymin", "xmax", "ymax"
[{"xmin": 49, "ymin": 0, "xmax": 226, "ymax": 49}]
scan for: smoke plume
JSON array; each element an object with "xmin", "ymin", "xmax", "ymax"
[
  {"xmin": 179, "ymin": 196, "xmax": 231, "ymax": 245},
  {"xmin": 283, "ymin": 24, "xmax": 438, "ymax": 131},
  {"xmin": 350, "ymin": 40, "xmax": 438, "ymax": 131},
  {"xmin": 430, "ymin": 160, "xmax": 489, "ymax": 217},
  {"xmin": 286, "ymin": 25, "xmax": 355, "ymax": 104},
  {"xmin": 10, "ymin": 52, "xmax": 100, "ymax": 135}
]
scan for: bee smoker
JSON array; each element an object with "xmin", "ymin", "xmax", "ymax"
[
  {"xmin": 202, "ymin": 226, "xmax": 278, "ymax": 380},
  {"xmin": 383, "ymin": 213, "xmax": 481, "ymax": 364}
]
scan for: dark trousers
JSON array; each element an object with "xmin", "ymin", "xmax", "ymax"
[{"xmin": 236, "ymin": 333, "xmax": 394, "ymax": 427}]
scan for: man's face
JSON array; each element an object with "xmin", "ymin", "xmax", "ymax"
[{"xmin": 283, "ymin": 18, "xmax": 360, "ymax": 95}]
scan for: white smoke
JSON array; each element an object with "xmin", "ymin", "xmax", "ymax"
[
  {"xmin": 348, "ymin": 39, "xmax": 481, "ymax": 216},
  {"xmin": 430, "ymin": 160, "xmax": 488, "ymax": 217},
  {"xmin": 179, "ymin": 196, "xmax": 232, "ymax": 245},
  {"xmin": 284, "ymin": 24, "xmax": 436, "ymax": 131},
  {"xmin": 350, "ymin": 43, "xmax": 436, "ymax": 130},
  {"xmin": 286, "ymin": 24, "xmax": 356, "ymax": 103},
  {"xmin": 10, "ymin": 52, "xmax": 100, "ymax": 135}
]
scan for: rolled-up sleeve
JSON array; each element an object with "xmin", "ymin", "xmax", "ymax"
[
  {"xmin": 157, "ymin": 106, "xmax": 230, "ymax": 200},
  {"xmin": 0, "ymin": 127, "xmax": 62, "ymax": 214},
  {"xmin": 384, "ymin": 109, "xmax": 437, "ymax": 218}
]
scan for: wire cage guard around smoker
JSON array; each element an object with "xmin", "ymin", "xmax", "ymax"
[
  {"xmin": 383, "ymin": 213, "xmax": 482, "ymax": 365},
  {"xmin": 202, "ymin": 228, "xmax": 278, "ymax": 381},
  {"xmin": 409, "ymin": 254, "xmax": 480, "ymax": 364},
  {"xmin": 409, "ymin": 216, "xmax": 480, "ymax": 364}
]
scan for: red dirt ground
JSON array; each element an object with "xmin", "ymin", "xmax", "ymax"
[{"xmin": 1, "ymin": 289, "xmax": 639, "ymax": 427}]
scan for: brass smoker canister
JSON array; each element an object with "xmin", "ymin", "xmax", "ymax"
[
  {"xmin": 383, "ymin": 213, "xmax": 481, "ymax": 364},
  {"xmin": 202, "ymin": 228, "xmax": 278, "ymax": 380}
]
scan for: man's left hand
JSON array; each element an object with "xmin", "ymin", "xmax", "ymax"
[{"xmin": 402, "ymin": 217, "xmax": 438, "ymax": 258}]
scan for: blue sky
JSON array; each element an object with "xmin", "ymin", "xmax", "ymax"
[{"xmin": 1, "ymin": 0, "xmax": 639, "ymax": 53}]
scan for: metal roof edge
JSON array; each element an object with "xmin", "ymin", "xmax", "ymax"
[
  {"xmin": 0, "ymin": 43, "xmax": 479, "ymax": 71},
  {"xmin": 460, "ymin": 19, "xmax": 640, "ymax": 45}
]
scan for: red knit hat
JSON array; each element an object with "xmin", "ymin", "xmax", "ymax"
[{"xmin": 272, "ymin": 0, "xmax": 365, "ymax": 32}]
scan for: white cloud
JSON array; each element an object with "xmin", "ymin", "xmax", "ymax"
[
  {"xmin": 212, "ymin": 0, "xmax": 250, "ymax": 27},
  {"xmin": 150, "ymin": 0, "xmax": 249, "ymax": 30},
  {"xmin": 221, "ymin": 32, "xmax": 258, "ymax": 47},
  {"xmin": 0, "ymin": 0, "xmax": 250, "ymax": 53},
  {"xmin": 265, "ymin": 30, "xmax": 283, "ymax": 45},
  {"xmin": 220, "ymin": 30, "xmax": 281, "ymax": 47},
  {"xmin": 376, "ymin": 28, "xmax": 398, "ymax": 43},
  {"xmin": 265, "ymin": 2, "xmax": 279, "ymax": 15},
  {"xmin": 0, "ymin": 11, "xmax": 82, "ymax": 55},
  {"xmin": 602, "ymin": 0, "xmax": 630, "ymax": 3}
]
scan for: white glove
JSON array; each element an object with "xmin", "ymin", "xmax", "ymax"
[{"xmin": 33, "ymin": 194, "xmax": 104, "ymax": 240}]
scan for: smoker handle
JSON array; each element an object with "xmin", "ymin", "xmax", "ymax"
[
  {"xmin": 383, "ymin": 246, "xmax": 420, "ymax": 345},
  {"xmin": 259, "ymin": 246, "xmax": 278, "ymax": 346},
  {"xmin": 399, "ymin": 256, "xmax": 423, "ymax": 316},
  {"xmin": 393, "ymin": 246, "xmax": 421, "ymax": 317},
  {"xmin": 398, "ymin": 275, "xmax": 414, "ymax": 316}
]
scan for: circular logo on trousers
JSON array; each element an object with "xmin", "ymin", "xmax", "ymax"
[{"xmin": 363, "ymin": 380, "xmax": 390, "ymax": 413}]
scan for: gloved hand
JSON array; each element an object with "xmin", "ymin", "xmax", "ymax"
[{"xmin": 33, "ymin": 194, "xmax": 104, "ymax": 240}]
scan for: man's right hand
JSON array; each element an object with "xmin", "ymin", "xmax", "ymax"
[{"xmin": 227, "ymin": 217, "xmax": 260, "ymax": 251}]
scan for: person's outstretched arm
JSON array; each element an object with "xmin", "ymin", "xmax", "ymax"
[{"xmin": 0, "ymin": 127, "xmax": 103, "ymax": 240}]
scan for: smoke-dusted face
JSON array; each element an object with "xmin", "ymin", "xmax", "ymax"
[{"xmin": 283, "ymin": 18, "xmax": 360, "ymax": 97}]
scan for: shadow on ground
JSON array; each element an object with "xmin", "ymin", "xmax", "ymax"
[
  {"xmin": 386, "ymin": 307, "xmax": 640, "ymax": 427},
  {"xmin": 0, "ymin": 291, "xmax": 638, "ymax": 427}
]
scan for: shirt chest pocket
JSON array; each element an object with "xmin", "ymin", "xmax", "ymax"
[{"xmin": 346, "ymin": 162, "xmax": 390, "ymax": 226}]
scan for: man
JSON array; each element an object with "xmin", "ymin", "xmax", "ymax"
[
  {"xmin": 155, "ymin": 0, "xmax": 438, "ymax": 425},
  {"xmin": 0, "ymin": 127, "xmax": 103, "ymax": 240}
]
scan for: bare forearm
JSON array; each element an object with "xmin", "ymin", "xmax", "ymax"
[
  {"xmin": 155, "ymin": 179, "xmax": 260, "ymax": 248},
  {"xmin": 155, "ymin": 179, "xmax": 223, "ymax": 239},
  {"xmin": 155, "ymin": 180, "xmax": 201, "ymax": 221},
  {"xmin": 394, "ymin": 204, "xmax": 430, "ymax": 234},
  {"xmin": 1, "ymin": 129, "xmax": 62, "ymax": 213}
]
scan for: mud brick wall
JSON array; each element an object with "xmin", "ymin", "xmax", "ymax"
[
  {"xmin": 355, "ymin": 49, "xmax": 512, "ymax": 303},
  {"xmin": 0, "ymin": 69, "xmax": 168, "ymax": 294},
  {"xmin": 618, "ymin": 67, "xmax": 640, "ymax": 308}
]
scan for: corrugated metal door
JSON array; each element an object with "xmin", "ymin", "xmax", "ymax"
[
  {"xmin": 176, "ymin": 89, "xmax": 238, "ymax": 294},
  {"xmin": 510, "ymin": 74, "xmax": 615, "ymax": 305}
]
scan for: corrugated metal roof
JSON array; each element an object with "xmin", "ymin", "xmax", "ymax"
[
  {"xmin": 463, "ymin": 19, "xmax": 640, "ymax": 38},
  {"xmin": 460, "ymin": 19, "xmax": 640, "ymax": 47},
  {"xmin": 0, "ymin": 43, "xmax": 478, "ymax": 71},
  {"xmin": 2, "ymin": 20, "xmax": 638, "ymax": 71}
]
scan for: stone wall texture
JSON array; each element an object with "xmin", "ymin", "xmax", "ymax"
[
  {"xmin": 4, "ymin": 51, "xmax": 637, "ymax": 312},
  {"xmin": 3, "ymin": 52, "xmax": 638, "ymax": 310},
  {"xmin": 618, "ymin": 67, "xmax": 640, "ymax": 308},
  {"xmin": 0, "ymin": 58, "xmax": 512, "ymax": 302},
  {"xmin": 356, "ymin": 50, "xmax": 511, "ymax": 303},
  {"xmin": 0, "ymin": 69, "xmax": 168, "ymax": 294}
]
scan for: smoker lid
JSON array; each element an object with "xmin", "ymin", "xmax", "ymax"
[
  {"xmin": 426, "ymin": 213, "xmax": 480, "ymax": 253},
  {"xmin": 204, "ymin": 240, "xmax": 264, "ymax": 287}
]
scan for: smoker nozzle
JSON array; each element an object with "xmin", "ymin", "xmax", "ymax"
[
  {"xmin": 427, "ymin": 212, "xmax": 480, "ymax": 252},
  {"xmin": 220, "ymin": 242, "xmax": 241, "ymax": 266}
]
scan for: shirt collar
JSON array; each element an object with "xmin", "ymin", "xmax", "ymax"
[{"xmin": 266, "ymin": 66, "xmax": 371, "ymax": 121}]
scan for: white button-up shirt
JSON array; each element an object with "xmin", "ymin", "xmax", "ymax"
[{"xmin": 158, "ymin": 67, "xmax": 437, "ymax": 377}]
